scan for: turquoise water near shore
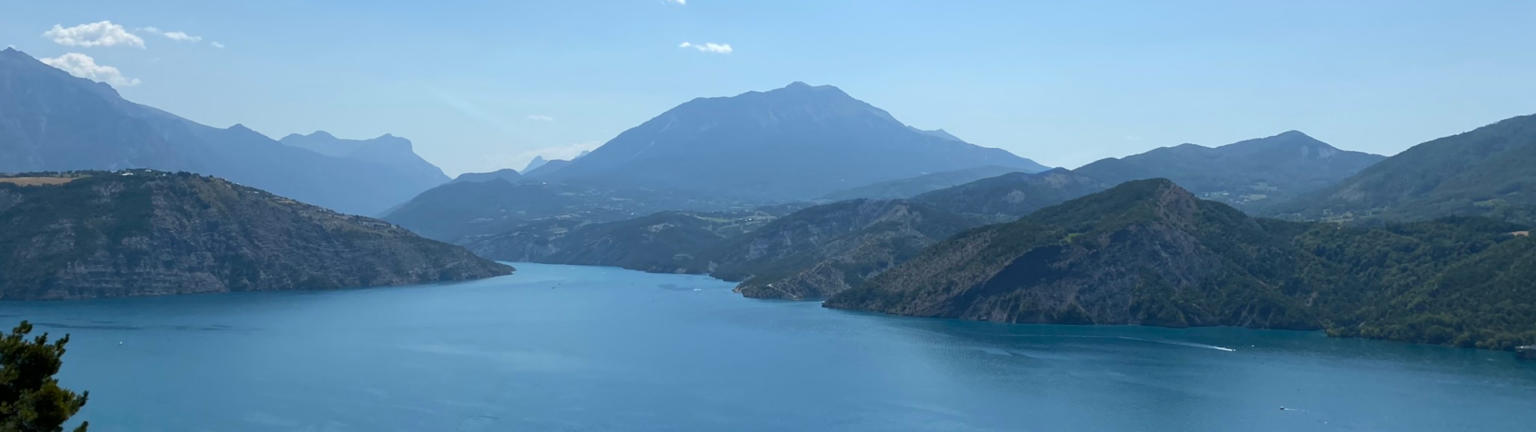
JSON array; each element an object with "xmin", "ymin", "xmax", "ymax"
[{"xmin": 5, "ymin": 262, "xmax": 1534, "ymax": 431}]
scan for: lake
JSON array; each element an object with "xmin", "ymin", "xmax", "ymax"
[{"xmin": 4, "ymin": 263, "xmax": 1534, "ymax": 432}]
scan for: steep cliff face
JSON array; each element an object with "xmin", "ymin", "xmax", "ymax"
[{"xmin": 0, "ymin": 171, "xmax": 511, "ymax": 300}]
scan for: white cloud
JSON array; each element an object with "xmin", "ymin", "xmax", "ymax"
[
  {"xmin": 679, "ymin": 42, "xmax": 732, "ymax": 54},
  {"xmin": 138, "ymin": 27, "xmax": 203, "ymax": 43},
  {"xmin": 43, "ymin": 21, "xmax": 145, "ymax": 48},
  {"xmin": 666, "ymin": 0, "xmax": 686, "ymax": 4},
  {"xmin": 211, "ymin": 41, "xmax": 226, "ymax": 49},
  {"xmin": 40, "ymin": 53, "xmax": 140, "ymax": 87},
  {"xmin": 526, "ymin": 115, "xmax": 554, "ymax": 122}
]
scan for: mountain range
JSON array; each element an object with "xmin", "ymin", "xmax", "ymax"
[
  {"xmin": 383, "ymin": 179, "xmax": 761, "ymax": 242},
  {"xmin": 826, "ymin": 179, "xmax": 1536, "ymax": 349},
  {"xmin": 1074, "ymin": 131, "xmax": 1385, "ymax": 210},
  {"xmin": 0, "ymin": 48, "xmax": 448, "ymax": 216},
  {"xmin": 1271, "ymin": 114, "xmax": 1536, "ymax": 223},
  {"xmin": 0, "ymin": 171, "xmax": 509, "ymax": 300},
  {"xmin": 821, "ymin": 165, "xmax": 1028, "ymax": 201},
  {"xmin": 532, "ymin": 82, "xmax": 1049, "ymax": 200}
]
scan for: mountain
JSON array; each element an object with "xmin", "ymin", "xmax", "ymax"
[
  {"xmin": 1074, "ymin": 131, "xmax": 1384, "ymax": 210},
  {"xmin": 536, "ymin": 82, "xmax": 1048, "ymax": 200},
  {"xmin": 0, "ymin": 171, "xmax": 511, "ymax": 300},
  {"xmin": 382, "ymin": 179, "xmax": 754, "ymax": 242},
  {"xmin": 278, "ymin": 131, "xmax": 449, "ymax": 188},
  {"xmin": 821, "ymin": 166, "xmax": 1027, "ymax": 201},
  {"xmin": 708, "ymin": 199, "xmax": 978, "ymax": 300},
  {"xmin": 0, "ymin": 48, "xmax": 446, "ymax": 216},
  {"xmin": 1272, "ymin": 114, "xmax": 1536, "ymax": 223},
  {"xmin": 826, "ymin": 179, "xmax": 1536, "ymax": 350},
  {"xmin": 910, "ymin": 127, "xmax": 965, "ymax": 142},
  {"xmin": 463, "ymin": 210, "xmax": 777, "ymax": 273},
  {"xmin": 911, "ymin": 168, "xmax": 1108, "ymax": 222},
  {"xmin": 450, "ymin": 169, "xmax": 525, "ymax": 184},
  {"xmin": 523, "ymin": 156, "xmax": 550, "ymax": 173},
  {"xmin": 523, "ymin": 159, "xmax": 572, "ymax": 178},
  {"xmin": 463, "ymin": 198, "xmax": 974, "ymax": 300}
]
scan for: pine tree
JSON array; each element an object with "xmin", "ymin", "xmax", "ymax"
[{"xmin": 1, "ymin": 321, "xmax": 89, "ymax": 432}]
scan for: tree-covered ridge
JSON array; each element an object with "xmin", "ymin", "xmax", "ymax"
[
  {"xmin": 716, "ymin": 199, "xmax": 978, "ymax": 300},
  {"xmin": 0, "ymin": 170, "xmax": 510, "ymax": 300},
  {"xmin": 464, "ymin": 197, "xmax": 978, "ymax": 300},
  {"xmin": 382, "ymin": 178, "xmax": 759, "ymax": 243},
  {"xmin": 911, "ymin": 168, "xmax": 1107, "ymax": 223},
  {"xmin": 827, "ymin": 179, "xmax": 1536, "ymax": 350},
  {"xmin": 464, "ymin": 210, "xmax": 779, "ymax": 274},
  {"xmin": 1272, "ymin": 113, "xmax": 1536, "ymax": 224}
]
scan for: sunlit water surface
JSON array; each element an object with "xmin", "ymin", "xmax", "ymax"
[{"xmin": 5, "ymin": 263, "xmax": 1534, "ymax": 432}]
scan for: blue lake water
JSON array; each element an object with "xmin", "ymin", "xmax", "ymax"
[{"xmin": 4, "ymin": 262, "xmax": 1534, "ymax": 432}]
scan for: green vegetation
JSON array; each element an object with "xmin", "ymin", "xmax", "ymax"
[
  {"xmin": 466, "ymin": 210, "xmax": 777, "ymax": 274},
  {"xmin": 828, "ymin": 179, "xmax": 1536, "ymax": 351},
  {"xmin": 0, "ymin": 170, "xmax": 510, "ymax": 300},
  {"xmin": 1, "ymin": 322, "xmax": 88, "ymax": 432},
  {"xmin": 911, "ymin": 169, "xmax": 1107, "ymax": 223},
  {"xmin": 1272, "ymin": 114, "xmax": 1536, "ymax": 224}
]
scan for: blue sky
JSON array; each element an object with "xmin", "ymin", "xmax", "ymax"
[{"xmin": 5, "ymin": 0, "xmax": 1536, "ymax": 176}]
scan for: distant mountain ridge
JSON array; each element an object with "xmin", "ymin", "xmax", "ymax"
[
  {"xmin": 822, "ymin": 165, "xmax": 1028, "ymax": 201},
  {"xmin": 912, "ymin": 168, "xmax": 1109, "ymax": 222},
  {"xmin": 1272, "ymin": 113, "xmax": 1536, "ymax": 223},
  {"xmin": 450, "ymin": 169, "xmax": 524, "ymax": 184},
  {"xmin": 0, "ymin": 48, "xmax": 448, "ymax": 215},
  {"xmin": 279, "ymin": 130, "xmax": 449, "ymax": 190},
  {"xmin": 1074, "ymin": 131, "xmax": 1384, "ymax": 210},
  {"xmin": 537, "ymin": 82, "xmax": 1048, "ymax": 200}
]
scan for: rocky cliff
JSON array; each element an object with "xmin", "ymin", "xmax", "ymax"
[{"xmin": 0, "ymin": 171, "xmax": 511, "ymax": 300}]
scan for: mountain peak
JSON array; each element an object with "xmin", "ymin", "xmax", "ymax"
[
  {"xmin": 309, "ymin": 130, "xmax": 337, "ymax": 139},
  {"xmin": 1027, "ymin": 178, "xmax": 1200, "ymax": 228},
  {"xmin": 765, "ymin": 81, "xmax": 847, "ymax": 97}
]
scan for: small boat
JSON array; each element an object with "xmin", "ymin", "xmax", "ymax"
[{"xmin": 1517, "ymin": 345, "xmax": 1536, "ymax": 361}]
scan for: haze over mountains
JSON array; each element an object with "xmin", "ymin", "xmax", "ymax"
[
  {"xmin": 0, "ymin": 48, "xmax": 447, "ymax": 216},
  {"xmin": 11, "ymin": 35, "xmax": 1536, "ymax": 352},
  {"xmin": 533, "ymin": 82, "xmax": 1049, "ymax": 200},
  {"xmin": 1074, "ymin": 131, "xmax": 1385, "ymax": 210}
]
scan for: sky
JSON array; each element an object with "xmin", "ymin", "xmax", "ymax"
[{"xmin": 5, "ymin": 0, "xmax": 1536, "ymax": 176}]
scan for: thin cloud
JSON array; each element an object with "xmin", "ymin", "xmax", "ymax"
[
  {"xmin": 665, "ymin": 0, "xmax": 686, "ymax": 4},
  {"xmin": 40, "ymin": 53, "xmax": 141, "ymax": 87},
  {"xmin": 43, "ymin": 21, "xmax": 145, "ymax": 48},
  {"xmin": 526, "ymin": 115, "xmax": 554, "ymax": 122},
  {"xmin": 211, "ymin": 41, "xmax": 226, "ymax": 49},
  {"xmin": 679, "ymin": 42, "xmax": 732, "ymax": 54},
  {"xmin": 139, "ymin": 27, "xmax": 204, "ymax": 43}
]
